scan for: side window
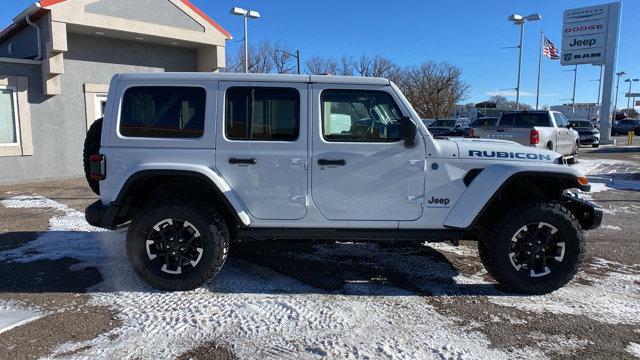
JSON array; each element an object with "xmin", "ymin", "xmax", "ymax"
[
  {"xmin": 120, "ymin": 86, "xmax": 206, "ymax": 138},
  {"xmin": 0, "ymin": 87, "xmax": 19, "ymax": 145},
  {"xmin": 555, "ymin": 113, "xmax": 567, "ymax": 127},
  {"xmin": 321, "ymin": 89, "xmax": 403, "ymax": 142},
  {"xmin": 225, "ymin": 87, "xmax": 299, "ymax": 141}
]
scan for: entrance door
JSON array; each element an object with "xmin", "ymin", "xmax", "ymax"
[
  {"xmin": 215, "ymin": 82, "xmax": 308, "ymax": 220},
  {"xmin": 310, "ymin": 85, "xmax": 426, "ymax": 221}
]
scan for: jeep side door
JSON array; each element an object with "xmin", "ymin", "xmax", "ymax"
[
  {"xmin": 310, "ymin": 84, "xmax": 426, "ymax": 221},
  {"xmin": 215, "ymin": 82, "xmax": 308, "ymax": 220}
]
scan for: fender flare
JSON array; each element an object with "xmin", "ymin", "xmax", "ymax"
[
  {"xmin": 112, "ymin": 164, "xmax": 251, "ymax": 226},
  {"xmin": 444, "ymin": 164, "xmax": 587, "ymax": 230}
]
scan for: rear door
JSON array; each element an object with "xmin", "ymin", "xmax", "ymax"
[
  {"xmin": 310, "ymin": 84, "xmax": 426, "ymax": 221},
  {"xmin": 215, "ymin": 82, "xmax": 308, "ymax": 220}
]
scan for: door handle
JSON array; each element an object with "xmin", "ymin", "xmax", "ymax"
[
  {"xmin": 318, "ymin": 159, "xmax": 346, "ymax": 166},
  {"xmin": 229, "ymin": 158, "xmax": 256, "ymax": 165}
]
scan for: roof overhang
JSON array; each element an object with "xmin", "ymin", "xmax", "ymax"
[{"xmin": 0, "ymin": 0, "xmax": 232, "ymax": 45}]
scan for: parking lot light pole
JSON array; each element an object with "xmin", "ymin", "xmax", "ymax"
[
  {"xmin": 508, "ymin": 13, "xmax": 542, "ymax": 111},
  {"xmin": 614, "ymin": 71, "xmax": 626, "ymax": 119},
  {"xmin": 230, "ymin": 7, "xmax": 261, "ymax": 73},
  {"xmin": 625, "ymin": 78, "xmax": 639, "ymax": 112}
]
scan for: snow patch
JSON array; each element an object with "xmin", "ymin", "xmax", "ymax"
[
  {"xmin": 599, "ymin": 225, "xmax": 621, "ymax": 231},
  {"xmin": 627, "ymin": 342, "xmax": 640, "ymax": 359},
  {"xmin": 0, "ymin": 302, "xmax": 41, "ymax": 334}
]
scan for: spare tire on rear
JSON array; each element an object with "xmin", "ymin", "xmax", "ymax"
[{"xmin": 83, "ymin": 118, "xmax": 103, "ymax": 195}]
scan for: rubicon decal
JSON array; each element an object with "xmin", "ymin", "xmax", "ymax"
[{"xmin": 468, "ymin": 150, "xmax": 553, "ymax": 161}]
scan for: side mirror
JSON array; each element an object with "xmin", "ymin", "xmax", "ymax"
[
  {"xmin": 566, "ymin": 124, "xmax": 572, "ymax": 129},
  {"xmin": 399, "ymin": 117, "xmax": 417, "ymax": 148}
]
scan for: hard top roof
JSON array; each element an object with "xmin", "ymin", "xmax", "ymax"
[{"xmin": 116, "ymin": 73, "xmax": 391, "ymax": 85}]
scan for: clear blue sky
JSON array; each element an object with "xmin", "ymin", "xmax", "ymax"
[{"xmin": 2, "ymin": 0, "xmax": 639, "ymax": 108}]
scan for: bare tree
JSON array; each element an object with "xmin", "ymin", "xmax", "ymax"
[
  {"xmin": 399, "ymin": 61, "xmax": 470, "ymax": 119},
  {"xmin": 224, "ymin": 41, "xmax": 273, "ymax": 73},
  {"xmin": 271, "ymin": 42, "xmax": 296, "ymax": 74},
  {"xmin": 305, "ymin": 56, "xmax": 337, "ymax": 75},
  {"xmin": 336, "ymin": 56, "xmax": 354, "ymax": 76}
]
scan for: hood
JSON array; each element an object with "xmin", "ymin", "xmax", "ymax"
[{"xmin": 450, "ymin": 138, "xmax": 560, "ymax": 163}]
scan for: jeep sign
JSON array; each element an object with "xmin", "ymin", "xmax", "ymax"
[{"xmin": 561, "ymin": 33, "xmax": 606, "ymax": 51}]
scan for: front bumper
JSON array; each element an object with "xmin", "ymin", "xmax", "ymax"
[
  {"xmin": 579, "ymin": 135, "xmax": 600, "ymax": 145},
  {"xmin": 86, "ymin": 200, "xmax": 121, "ymax": 230},
  {"xmin": 563, "ymin": 192, "xmax": 603, "ymax": 230}
]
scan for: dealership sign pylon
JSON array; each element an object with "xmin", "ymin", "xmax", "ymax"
[{"xmin": 561, "ymin": 2, "xmax": 621, "ymax": 143}]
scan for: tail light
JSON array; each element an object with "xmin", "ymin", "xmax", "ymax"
[
  {"xmin": 530, "ymin": 130, "xmax": 540, "ymax": 145},
  {"xmin": 90, "ymin": 154, "xmax": 106, "ymax": 181},
  {"xmin": 468, "ymin": 128, "xmax": 475, "ymax": 137}
]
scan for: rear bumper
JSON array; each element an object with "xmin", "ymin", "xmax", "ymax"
[
  {"xmin": 86, "ymin": 200, "xmax": 120, "ymax": 230},
  {"xmin": 564, "ymin": 192, "xmax": 603, "ymax": 230}
]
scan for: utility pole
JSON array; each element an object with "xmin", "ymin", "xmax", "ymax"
[
  {"xmin": 571, "ymin": 65, "xmax": 578, "ymax": 119},
  {"xmin": 535, "ymin": 29, "xmax": 543, "ymax": 110}
]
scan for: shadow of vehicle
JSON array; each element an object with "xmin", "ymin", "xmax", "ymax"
[{"xmin": 0, "ymin": 231, "xmax": 516, "ymax": 297}]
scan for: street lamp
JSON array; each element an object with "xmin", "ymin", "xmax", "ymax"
[
  {"xmin": 230, "ymin": 7, "xmax": 261, "ymax": 73},
  {"xmin": 508, "ymin": 13, "xmax": 542, "ymax": 111},
  {"xmin": 624, "ymin": 78, "xmax": 639, "ymax": 111},
  {"xmin": 613, "ymin": 71, "xmax": 626, "ymax": 118}
]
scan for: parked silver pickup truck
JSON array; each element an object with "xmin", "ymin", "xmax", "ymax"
[{"xmin": 472, "ymin": 111, "xmax": 580, "ymax": 163}]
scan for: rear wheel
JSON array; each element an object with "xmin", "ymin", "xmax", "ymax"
[
  {"xmin": 126, "ymin": 198, "xmax": 229, "ymax": 291},
  {"xmin": 478, "ymin": 201, "xmax": 584, "ymax": 294}
]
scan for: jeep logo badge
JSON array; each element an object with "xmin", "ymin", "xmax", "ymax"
[{"xmin": 564, "ymin": 53, "xmax": 573, "ymax": 62}]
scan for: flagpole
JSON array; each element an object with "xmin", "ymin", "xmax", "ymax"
[{"xmin": 536, "ymin": 30, "xmax": 543, "ymax": 110}]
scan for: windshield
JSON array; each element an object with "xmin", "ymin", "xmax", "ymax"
[
  {"xmin": 430, "ymin": 120, "xmax": 456, "ymax": 127},
  {"xmin": 569, "ymin": 120, "xmax": 591, "ymax": 128},
  {"xmin": 499, "ymin": 113, "xmax": 550, "ymax": 127}
]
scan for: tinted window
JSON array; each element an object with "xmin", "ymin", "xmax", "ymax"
[
  {"xmin": 472, "ymin": 117, "xmax": 498, "ymax": 126},
  {"xmin": 431, "ymin": 120, "xmax": 456, "ymax": 127},
  {"xmin": 499, "ymin": 113, "xmax": 550, "ymax": 127},
  {"xmin": 225, "ymin": 87, "xmax": 299, "ymax": 141},
  {"xmin": 120, "ymin": 87, "xmax": 205, "ymax": 138},
  {"xmin": 322, "ymin": 90, "xmax": 403, "ymax": 142}
]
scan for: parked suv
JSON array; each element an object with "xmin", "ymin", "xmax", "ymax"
[
  {"xmin": 569, "ymin": 119, "xmax": 600, "ymax": 148},
  {"xmin": 472, "ymin": 111, "xmax": 580, "ymax": 164},
  {"xmin": 84, "ymin": 73, "xmax": 601, "ymax": 294},
  {"xmin": 612, "ymin": 119, "xmax": 640, "ymax": 136}
]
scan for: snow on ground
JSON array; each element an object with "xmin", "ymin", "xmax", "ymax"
[
  {"xmin": 0, "ymin": 302, "xmax": 41, "ymax": 334},
  {"xmin": 600, "ymin": 225, "xmax": 622, "ymax": 231},
  {"xmin": 1, "ymin": 195, "xmax": 639, "ymax": 359},
  {"xmin": 627, "ymin": 342, "xmax": 640, "ymax": 359},
  {"xmin": 571, "ymin": 158, "xmax": 640, "ymax": 193},
  {"xmin": 0, "ymin": 196, "xmax": 543, "ymax": 359}
]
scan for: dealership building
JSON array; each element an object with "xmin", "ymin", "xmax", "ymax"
[{"xmin": 0, "ymin": 0, "xmax": 230, "ymax": 183}]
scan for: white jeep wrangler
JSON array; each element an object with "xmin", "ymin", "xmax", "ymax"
[{"xmin": 84, "ymin": 73, "xmax": 602, "ymax": 294}]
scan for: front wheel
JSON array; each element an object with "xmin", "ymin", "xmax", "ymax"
[
  {"xmin": 126, "ymin": 198, "xmax": 229, "ymax": 291},
  {"xmin": 567, "ymin": 142, "xmax": 579, "ymax": 164},
  {"xmin": 478, "ymin": 202, "xmax": 585, "ymax": 294}
]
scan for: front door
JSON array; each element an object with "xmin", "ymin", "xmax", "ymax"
[
  {"xmin": 215, "ymin": 82, "xmax": 308, "ymax": 220},
  {"xmin": 310, "ymin": 85, "xmax": 425, "ymax": 221}
]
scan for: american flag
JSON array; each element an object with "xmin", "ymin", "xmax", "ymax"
[{"xmin": 542, "ymin": 36, "xmax": 559, "ymax": 60}]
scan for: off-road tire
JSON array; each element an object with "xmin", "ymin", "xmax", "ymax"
[
  {"xmin": 478, "ymin": 201, "xmax": 585, "ymax": 295},
  {"xmin": 592, "ymin": 144, "xmax": 600, "ymax": 148},
  {"xmin": 126, "ymin": 198, "xmax": 229, "ymax": 291},
  {"xmin": 83, "ymin": 118, "xmax": 103, "ymax": 195}
]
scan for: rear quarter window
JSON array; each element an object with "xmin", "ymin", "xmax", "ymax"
[{"xmin": 119, "ymin": 86, "xmax": 206, "ymax": 138}]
